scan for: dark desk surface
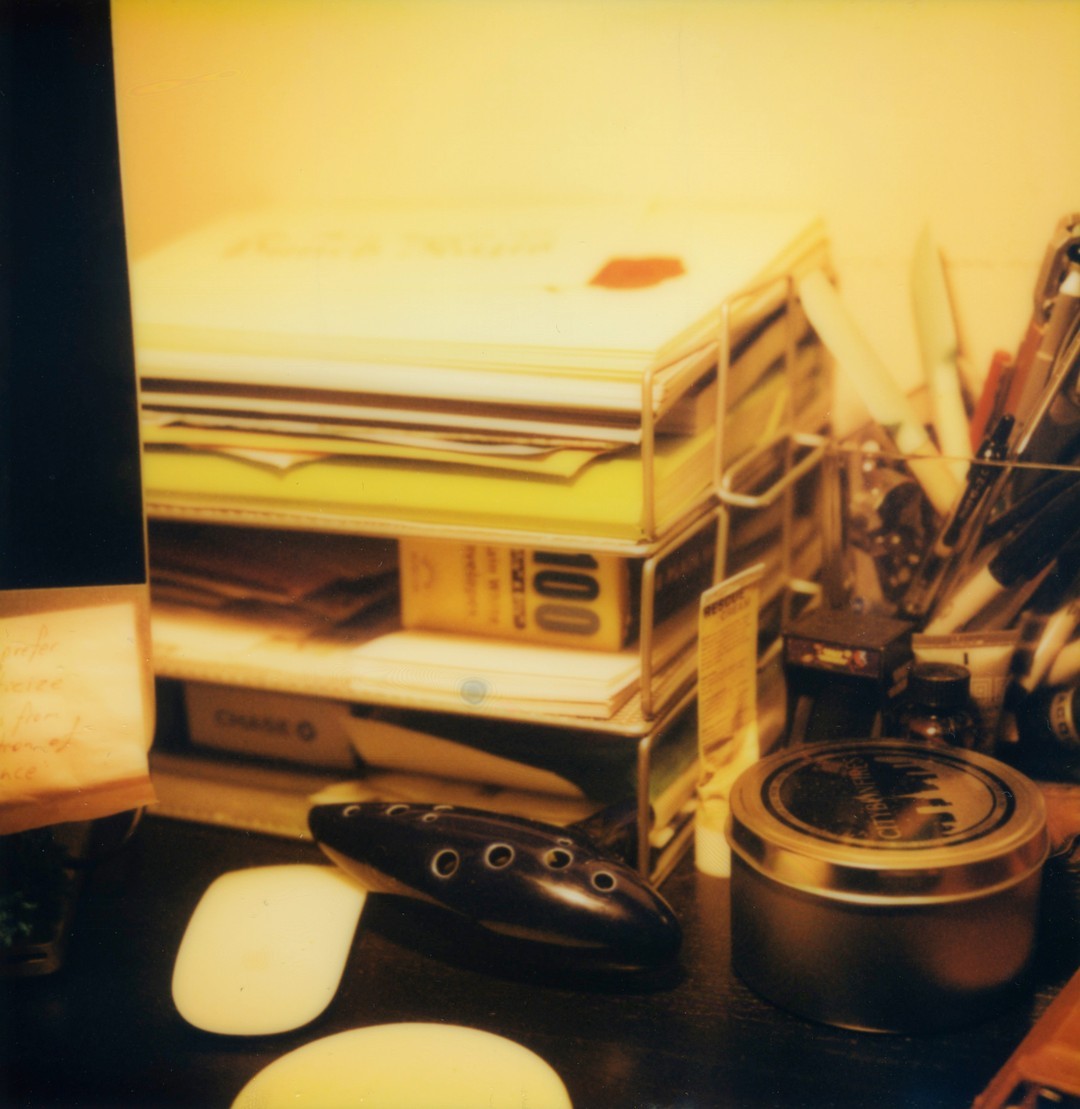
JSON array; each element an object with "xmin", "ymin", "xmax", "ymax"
[{"xmin": 4, "ymin": 813, "xmax": 1078, "ymax": 1109}]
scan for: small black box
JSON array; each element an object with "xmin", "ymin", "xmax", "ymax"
[{"xmin": 782, "ymin": 608, "xmax": 914, "ymax": 745}]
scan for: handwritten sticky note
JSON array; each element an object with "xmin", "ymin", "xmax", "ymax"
[{"xmin": 0, "ymin": 599, "xmax": 155, "ymax": 834}]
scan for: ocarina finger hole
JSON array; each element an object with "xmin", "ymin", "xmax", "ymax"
[
  {"xmin": 484, "ymin": 844, "xmax": 515, "ymax": 869},
  {"xmin": 431, "ymin": 849, "xmax": 460, "ymax": 878}
]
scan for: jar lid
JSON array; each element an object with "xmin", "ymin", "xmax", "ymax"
[
  {"xmin": 907, "ymin": 661, "xmax": 971, "ymax": 711},
  {"xmin": 727, "ymin": 741, "xmax": 1048, "ymax": 904}
]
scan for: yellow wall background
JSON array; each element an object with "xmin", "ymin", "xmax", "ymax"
[{"xmin": 111, "ymin": 0, "xmax": 1080, "ymax": 429}]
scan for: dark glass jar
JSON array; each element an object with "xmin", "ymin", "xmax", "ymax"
[{"xmin": 895, "ymin": 661, "xmax": 983, "ymax": 751}]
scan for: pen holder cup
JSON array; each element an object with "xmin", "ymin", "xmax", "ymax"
[
  {"xmin": 812, "ymin": 436, "xmax": 1080, "ymax": 769},
  {"xmin": 819, "ymin": 437, "xmax": 1080, "ymax": 623}
]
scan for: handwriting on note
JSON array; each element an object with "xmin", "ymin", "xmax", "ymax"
[{"xmin": 0, "ymin": 601, "xmax": 154, "ymax": 833}]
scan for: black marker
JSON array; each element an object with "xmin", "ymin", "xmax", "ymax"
[
  {"xmin": 1011, "ymin": 530, "xmax": 1080, "ymax": 692},
  {"xmin": 902, "ymin": 414, "xmax": 1014, "ymax": 622},
  {"xmin": 925, "ymin": 476, "xmax": 1080, "ymax": 634},
  {"xmin": 980, "ymin": 466, "xmax": 1076, "ymax": 547}
]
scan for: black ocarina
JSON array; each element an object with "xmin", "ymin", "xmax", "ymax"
[{"xmin": 308, "ymin": 801, "xmax": 681, "ymax": 968}]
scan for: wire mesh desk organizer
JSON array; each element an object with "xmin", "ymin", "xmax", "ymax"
[{"xmin": 136, "ymin": 205, "xmax": 835, "ymax": 882}]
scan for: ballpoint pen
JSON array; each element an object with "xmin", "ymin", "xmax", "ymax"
[
  {"xmin": 1013, "ymin": 314, "xmax": 1080, "ymax": 468},
  {"xmin": 901, "ymin": 414, "xmax": 1014, "ymax": 623},
  {"xmin": 989, "ymin": 314, "xmax": 1080, "ymax": 515},
  {"xmin": 968, "ymin": 349, "xmax": 1015, "ymax": 451},
  {"xmin": 1011, "ymin": 530, "xmax": 1080, "ymax": 693},
  {"xmin": 976, "ymin": 465, "xmax": 1076, "ymax": 548},
  {"xmin": 1018, "ymin": 594, "xmax": 1080, "ymax": 695},
  {"xmin": 946, "ymin": 222, "xmax": 1080, "ymax": 563},
  {"xmin": 1007, "ymin": 213, "xmax": 1080, "ymax": 434},
  {"xmin": 1047, "ymin": 637, "xmax": 1080, "ymax": 688}
]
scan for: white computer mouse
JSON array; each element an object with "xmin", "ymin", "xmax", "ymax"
[
  {"xmin": 230, "ymin": 1022, "xmax": 573, "ymax": 1109},
  {"xmin": 172, "ymin": 864, "xmax": 366, "ymax": 1036}
]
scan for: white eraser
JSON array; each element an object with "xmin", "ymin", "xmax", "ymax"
[
  {"xmin": 172, "ymin": 864, "xmax": 366, "ymax": 1036},
  {"xmin": 694, "ymin": 816, "xmax": 732, "ymax": 878},
  {"xmin": 231, "ymin": 1023, "xmax": 574, "ymax": 1109}
]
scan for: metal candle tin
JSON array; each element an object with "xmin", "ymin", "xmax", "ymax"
[{"xmin": 726, "ymin": 740, "xmax": 1049, "ymax": 1032}]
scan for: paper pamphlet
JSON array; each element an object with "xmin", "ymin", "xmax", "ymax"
[
  {"xmin": 0, "ymin": 588, "xmax": 157, "ymax": 833},
  {"xmin": 140, "ymin": 422, "xmax": 612, "ymax": 478},
  {"xmin": 141, "ymin": 419, "xmax": 716, "ymax": 543},
  {"xmin": 694, "ymin": 565, "xmax": 764, "ymax": 877},
  {"xmin": 148, "ymin": 521, "xmax": 398, "ymax": 624}
]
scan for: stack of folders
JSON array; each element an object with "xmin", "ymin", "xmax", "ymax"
[{"xmin": 135, "ymin": 202, "xmax": 834, "ymax": 874}]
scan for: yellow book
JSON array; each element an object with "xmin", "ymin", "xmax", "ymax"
[
  {"xmin": 399, "ymin": 539, "xmax": 631, "ymax": 651},
  {"xmin": 397, "ymin": 523, "xmax": 717, "ymax": 651}
]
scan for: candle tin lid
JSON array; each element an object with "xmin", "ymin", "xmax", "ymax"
[{"xmin": 728, "ymin": 741, "xmax": 1048, "ymax": 903}]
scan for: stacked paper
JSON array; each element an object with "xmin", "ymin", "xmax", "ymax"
[
  {"xmin": 150, "ymin": 598, "xmax": 697, "ymax": 721},
  {"xmin": 147, "ymin": 521, "xmax": 398, "ymax": 623},
  {"xmin": 134, "ymin": 202, "xmax": 830, "ymax": 540}
]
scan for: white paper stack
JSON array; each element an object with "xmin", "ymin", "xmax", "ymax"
[{"xmin": 134, "ymin": 201, "xmax": 830, "ymax": 541}]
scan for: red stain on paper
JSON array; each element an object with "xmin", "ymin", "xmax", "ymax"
[{"xmin": 588, "ymin": 256, "xmax": 686, "ymax": 289}]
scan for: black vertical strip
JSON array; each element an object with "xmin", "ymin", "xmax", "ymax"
[{"xmin": 1, "ymin": 0, "xmax": 146, "ymax": 590}]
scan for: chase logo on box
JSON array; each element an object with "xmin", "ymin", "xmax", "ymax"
[
  {"xmin": 184, "ymin": 684, "xmax": 355, "ymax": 770},
  {"xmin": 213, "ymin": 708, "xmax": 318, "ymax": 744}
]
